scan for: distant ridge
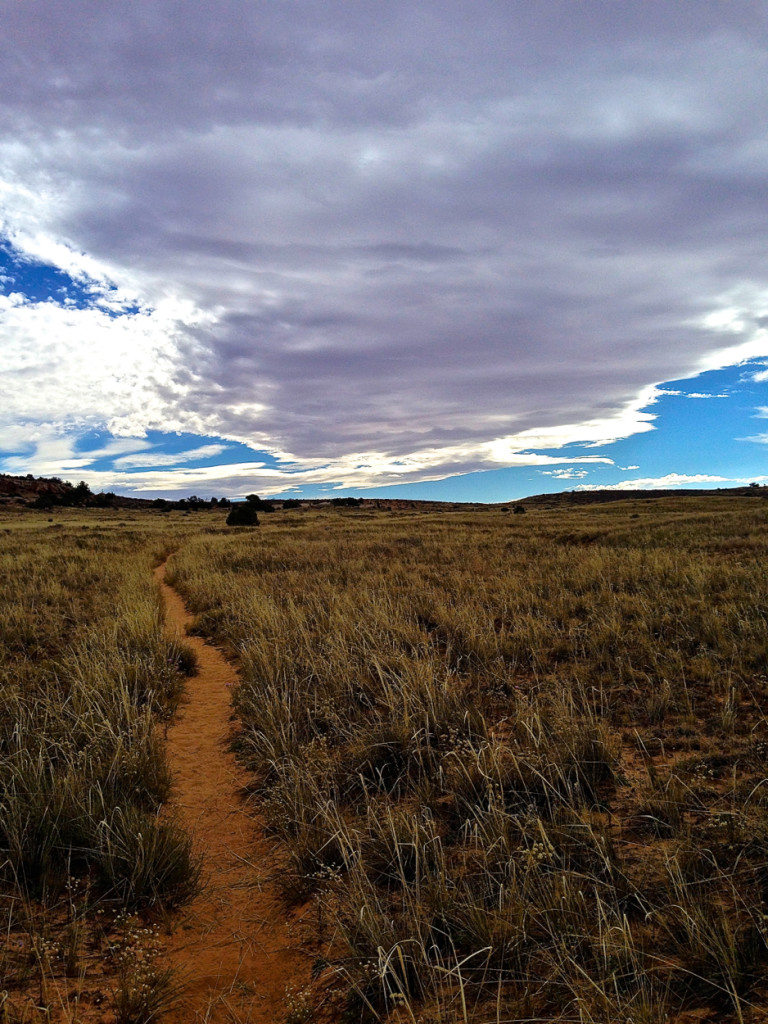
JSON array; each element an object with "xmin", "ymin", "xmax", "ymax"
[
  {"xmin": 0, "ymin": 472, "xmax": 151, "ymax": 508},
  {"xmin": 1, "ymin": 471, "xmax": 766, "ymax": 510},
  {"xmin": 517, "ymin": 485, "xmax": 768, "ymax": 507}
]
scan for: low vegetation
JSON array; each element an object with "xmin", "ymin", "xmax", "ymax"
[
  {"xmin": 4, "ymin": 495, "xmax": 768, "ymax": 1023},
  {"xmin": 166, "ymin": 496, "xmax": 768, "ymax": 1023},
  {"xmin": 0, "ymin": 513, "xmax": 200, "ymax": 1021}
]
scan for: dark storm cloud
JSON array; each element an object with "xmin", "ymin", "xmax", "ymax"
[{"xmin": 2, "ymin": 1, "xmax": 768, "ymax": 479}]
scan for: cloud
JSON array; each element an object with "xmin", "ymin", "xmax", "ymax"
[
  {"xmin": 2, "ymin": 3, "xmax": 768, "ymax": 487},
  {"xmin": 113, "ymin": 443, "xmax": 229, "ymax": 469},
  {"xmin": 2, "ymin": 429, "xmax": 614, "ymax": 495},
  {"xmin": 577, "ymin": 473, "xmax": 732, "ymax": 491},
  {"xmin": 0, "ymin": 429, "xmax": 153, "ymax": 476},
  {"xmin": 651, "ymin": 388, "xmax": 728, "ymax": 401},
  {"xmin": 0, "ymin": 293, "xmax": 217, "ymax": 439},
  {"xmin": 85, "ymin": 437, "xmax": 154, "ymax": 458},
  {"xmin": 540, "ymin": 468, "xmax": 589, "ymax": 480}
]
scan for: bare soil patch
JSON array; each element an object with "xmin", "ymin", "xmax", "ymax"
[{"xmin": 155, "ymin": 560, "xmax": 312, "ymax": 1023}]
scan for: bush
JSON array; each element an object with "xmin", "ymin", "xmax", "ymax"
[
  {"xmin": 244, "ymin": 494, "xmax": 276, "ymax": 512},
  {"xmin": 226, "ymin": 503, "xmax": 260, "ymax": 526}
]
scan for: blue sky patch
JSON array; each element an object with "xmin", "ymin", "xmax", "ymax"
[
  {"xmin": 0, "ymin": 239, "xmax": 141, "ymax": 315},
  {"xmin": 73, "ymin": 429, "xmax": 285, "ymax": 474}
]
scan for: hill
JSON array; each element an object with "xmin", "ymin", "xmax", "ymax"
[
  {"xmin": 0, "ymin": 472, "xmax": 143, "ymax": 508},
  {"xmin": 516, "ymin": 484, "xmax": 768, "ymax": 508}
]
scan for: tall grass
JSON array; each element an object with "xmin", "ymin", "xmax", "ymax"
[
  {"xmin": 169, "ymin": 497, "xmax": 768, "ymax": 1022},
  {"xmin": 0, "ymin": 514, "xmax": 201, "ymax": 1019}
]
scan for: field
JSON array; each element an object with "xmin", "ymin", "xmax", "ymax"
[
  {"xmin": 0, "ymin": 512, "xmax": 200, "ymax": 1022},
  {"xmin": 2, "ymin": 497, "xmax": 768, "ymax": 1023}
]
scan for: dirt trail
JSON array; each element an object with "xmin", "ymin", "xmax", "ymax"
[{"xmin": 154, "ymin": 560, "xmax": 311, "ymax": 1023}]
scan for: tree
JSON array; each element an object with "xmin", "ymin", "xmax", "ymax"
[
  {"xmin": 244, "ymin": 494, "xmax": 275, "ymax": 512},
  {"xmin": 32, "ymin": 491, "xmax": 56, "ymax": 509},
  {"xmin": 71, "ymin": 480, "xmax": 92, "ymax": 505}
]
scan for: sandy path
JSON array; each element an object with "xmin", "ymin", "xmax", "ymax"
[{"xmin": 154, "ymin": 560, "xmax": 311, "ymax": 1023}]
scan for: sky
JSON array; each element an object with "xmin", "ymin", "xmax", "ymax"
[{"xmin": 1, "ymin": 1, "xmax": 768, "ymax": 501}]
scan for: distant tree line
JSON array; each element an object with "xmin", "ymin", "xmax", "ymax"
[
  {"xmin": 152, "ymin": 495, "xmax": 232, "ymax": 511},
  {"xmin": 224, "ymin": 493, "xmax": 362, "ymax": 525},
  {"xmin": 31, "ymin": 480, "xmax": 235, "ymax": 511},
  {"xmin": 31, "ymin": 480, "xmax": 114, "ymax": 509},
  {"xmin": 29, "ymin": 479, "xmax": 364, "ymax": 515}
]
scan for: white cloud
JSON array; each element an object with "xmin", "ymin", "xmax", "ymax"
[
  {"xmin": 113, "ymin": 443, "xmax": 229, "ymax": 469},
  {"xmin": 540, "ymin": 468, "xmax": 589, "ymax": 480},
  {"xmin": 85, "ymin": 437, "xmax": 154, "ymax": 458},
  {"xmin": 577, "ymin": 473, "xmax": 732, "ymax": 491},
  {"xmin": 0, "ymin": 294, "xmax": 222, "ymax": 440},
  {"xmin": 2, "ymin": 429, "xmax": 615, "ymax": 496},
  {"xmin": 0, "ymin": 429, "xmax": 152, "ymax": 475}
]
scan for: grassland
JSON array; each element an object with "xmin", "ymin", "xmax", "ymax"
[
  {"xmin": 167, "ymin": 496, "xmax": 768, "ymax": 1023},
  {"xmin": 3, "ymin": 496, "xmax": 768, "ymax": 1023},
  {"xmin": 0, "ymin": 510, "xmax": 202, "ymax": 1022}
]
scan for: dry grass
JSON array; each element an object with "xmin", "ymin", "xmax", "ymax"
[
  {"xmin": 4, "ymin": 497, "xmax": 768, "ymax": 1023},
  {"xmin": 0, "ymin": 511, "xmax": 202, "ymax": 1021},
  {"xmin": 167, "ymin": 496, "xmax": 768, "ymax": 1023}
]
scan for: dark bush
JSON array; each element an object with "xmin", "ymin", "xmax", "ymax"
[
  {"xmin": 244, "ymin": 494, "xmax": 276, "ymax": 512},
  {"xmin": 226, "ymin": 503, "xmax": 260, "ymax": 526}
]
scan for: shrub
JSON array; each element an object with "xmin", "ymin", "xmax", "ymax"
[
  {"xmin": 226, "ymin": 503, "xmax": 260, "ymax": 526},
  {"xmin": 244, "ymin": 493, "xmax": 276, "ymax": 511}
]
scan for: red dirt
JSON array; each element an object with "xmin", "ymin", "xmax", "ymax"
[{"xmin": 155, "ymin": 560, "xmax": 312, "ymax": 1023}]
